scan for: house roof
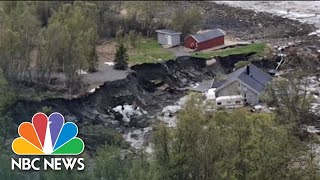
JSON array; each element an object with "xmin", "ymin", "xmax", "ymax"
[
  {"xmin": 191, "ymin": 28, "xmax": 226, "ymax": 43},
  {"xmin": 211, "ymin": 80, "xmax": 227, "ymax": 88},
  {"xmin": 155, "ymin": 29, "xmax": 182, "ymax": 35},
  {"xmin": 214, "ymin": 64, "xmax": 272, "ymax": 93}
]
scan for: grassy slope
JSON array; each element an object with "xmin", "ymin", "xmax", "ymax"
[
  {"xmin": 191, "ymin": 43, "xmax": 269, "ymax": 59},
  {"xmin": 128, "ymin": 38, "xmax": 175, "ymax": 65}
]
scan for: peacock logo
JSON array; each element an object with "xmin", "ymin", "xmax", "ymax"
[{"xmin": 12, "ymin": 112, "xmax": 84, "ymax": 155}]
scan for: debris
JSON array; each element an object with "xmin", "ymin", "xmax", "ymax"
[
  {"xmin": 76, "ymin": 69, "xmax": 88, "ymax": 75},
  {"xmin": 254, "ymin": 105, "xmax": 262, "ymax": 110},
  {"xmin": 113, "ymin": 105, "xmax": 146, "ymax": 122},
  {"xmin": 104, "ymin": 62, "xmax": 115, "ymax": 66},
  {"xmin": 306, "ymin": 126, "xmax": 320, "ymax": 133}
]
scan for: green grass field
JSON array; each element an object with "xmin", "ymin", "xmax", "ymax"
[
  {"xmin": 191, "ymin": 43, "xmax": 270, "ymax": 59},
  {"xmin": 128, "ymin": 38, "xmax": 175, "ymax": 64}
]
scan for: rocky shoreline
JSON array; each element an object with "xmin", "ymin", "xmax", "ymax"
[
  {"xmin": 202, "ymin": 2, "xmax": 318, "ymax": 43},
  {"xmin": 200, "ymin": 2, "xmax": 320, "ymax": 72}
]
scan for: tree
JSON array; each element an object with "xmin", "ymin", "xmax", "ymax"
[
  {"xmin": 171, "ymin": 5, "xmax": 203, "ymax": 39},
  {"xmin": 0, "ymin": 71, "xmax": 15, "ymax": 153},
  {"xmin": 152, "ymin": 93, "xmax": 304, "ymax": 179},
  {"xmin": 0, "ymin": 28, "xmax": 23, "ymax": 82},
  {"xmin": 0, "ymin": 1, "xmax": 41, "ymax": 83},
  {"xmin": 128, "ymin": 30, "xmax": 138, "ymax": 48},
  {"xmin": 48, "ymin": 2, "xmax": 99, "ymax": 93},
  {"xmin": 34, "ymin": 1, "xmax": 69, "ymax": 26},
  {"xmin": 261, "ymin": 70, "xmax": 314, "ymax": 136},
  {"xmin": 114, "ymin": 43, "xmax": 128, "ymax": 70},
  {"xmin": 94, "ymin": 145, "xmax": 130, "ymax": 180},
  {"xmin": 35, "ymin": 22, "xmax": 69, "ymax": 83},
  {"xmin": 124, "ymin": 1, "xmax": 166, "ymax": 37},
  {"xmin": 93, "ymin": 1, "xmax": 123, "ymax": 38}
]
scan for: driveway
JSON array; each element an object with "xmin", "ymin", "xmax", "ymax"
[{"xmin": 167, "ymin": 46, "xmax": 192, "ymax": 57}]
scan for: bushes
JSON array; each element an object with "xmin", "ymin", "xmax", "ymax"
[{"xmin": 152, "ymin": 94, "xmax": 304, "ymax": 179}]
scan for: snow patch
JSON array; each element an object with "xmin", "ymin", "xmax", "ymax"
[
  {"xmin": 104, "ymin": 62, "xmax": 115, "ymax": 66},
  {"xmin": 89, "ymin": 86, "xmax": 100, "ymax": 94},
  {"xmin": 191, "ymin": 83, "xmax": 200, "ymax": 88},
  {"xmin": 113, "ymin": 105, "xmax": 146, "ymax": 122},
  {"xmin": 76, "ymin": 69, "xmax": 88, "ymax": 75}
]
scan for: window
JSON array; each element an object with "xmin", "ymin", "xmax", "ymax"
[
  {"xmin": 217, "ymin": 102, "xmax": 222, "ymax": 105},
  {"xmin": 235, "ymin": 101, "xmax": 241, "ymax": 104}
]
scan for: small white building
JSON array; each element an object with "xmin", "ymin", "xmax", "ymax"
[{"xmin": 155, "ymin": 29, "xmax": 181, "ymax": 47}]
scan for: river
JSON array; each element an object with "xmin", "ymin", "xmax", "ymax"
[{"xmin": 216, "ymin": 1, "xmax": 320, "ymax": 36}]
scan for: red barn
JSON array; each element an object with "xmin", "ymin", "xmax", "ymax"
[{"xmin": 184, "ymin": 29, "xmax": 225, "ymax": 51}]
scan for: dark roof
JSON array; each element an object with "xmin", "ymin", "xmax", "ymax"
[
  {"xmin": 214, "ymin": 64, "xmax": 272, "ymax": 93},
  {"xmin": 155, "ymin": 29, "xmax": 182, "ymax": 35},
  {"xmin": 191, "ymin": 29, "xmax": 225, "ymax": 43},
  {"xmin": 211, "ymin": 80, "xmax": 227, "ymax": 88}
]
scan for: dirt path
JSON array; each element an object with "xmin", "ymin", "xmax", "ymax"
[{"xmin": 83, "ymin": 39, "xmax": 130, "ymax": 92}]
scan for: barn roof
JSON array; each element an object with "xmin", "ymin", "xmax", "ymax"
[
  {"xmin": 155, "ymin": 29, "xmax": 182, "ymax": 35},
  {"xmin": 191, "ymin": 28, "xmax": 226, "ymax": 43},
  {"xmin": 213, "ymin": 64, "xmax": 272, "ymax": 93}
]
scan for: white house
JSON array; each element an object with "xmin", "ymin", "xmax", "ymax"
[{"xmin": 155, "ymin": 29, "xmax": 181, "ymax": 47}]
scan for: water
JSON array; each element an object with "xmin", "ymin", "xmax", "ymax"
[{"xmin": 216, "ymin": 1, "xmax": 320, "ymax": 36}]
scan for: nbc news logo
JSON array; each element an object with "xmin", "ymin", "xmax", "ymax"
[{"xmin": 11, "ymin": 112, "xmax": 85, "ymax": 171}]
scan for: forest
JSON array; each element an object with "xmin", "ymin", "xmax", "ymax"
[{"xmin": 0, "ymin": 1, "xmax": 202, "ymax": 94}]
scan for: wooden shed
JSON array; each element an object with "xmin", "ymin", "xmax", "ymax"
[
  {"xmin": 155, "ymin": 29, "xmax": 182, "ymax": 47},
  {"xmin": 184, "ymin": 28, "xmax": 226, "ymax": 51}
]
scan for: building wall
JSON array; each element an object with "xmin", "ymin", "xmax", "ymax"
[
  {"xmin": 157, "ymin": 33, "xmax": 167, "ymax": 45},
  {"xmin": 184, "ymin": 36, "xmax": 225, "ymax": 50},
  {"xmin": 170, "ymin": 34, "xmax": 181, "ymax": 46},
  {"xmin": 184, "ymin": 36, "xmax": 197, "ymax": 49},
  {"xmin": 157, "ymin": 33, "xmax": 181, "ymax": 46},
  {"xmin": 197, "ymin": 36, "xmax": 224, "ymax": 51},
  {"xmin": 216, "ymin": 80, "xmax": 259, "ymax": 105}
]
